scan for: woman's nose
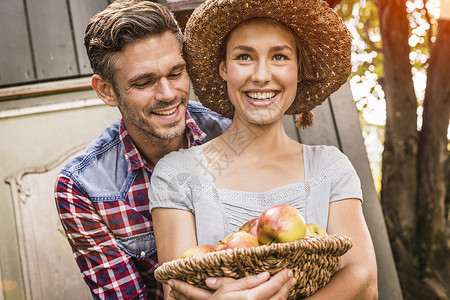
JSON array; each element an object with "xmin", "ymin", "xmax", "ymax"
[{"xmin": 251, "ymin": 61, "xmax": 271, "ymax": 84}]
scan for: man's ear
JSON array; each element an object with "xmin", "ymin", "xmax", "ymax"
[
  {"xmin": 91, "ymin": 74, "xmax": 119, "ymax": 107},
  {"xmin": 218, "ymin": 61, "xmax": 228, "ymax": 81}
]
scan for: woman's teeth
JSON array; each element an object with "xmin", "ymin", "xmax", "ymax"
[
  {"xmin": 246, "ymin": 91, "xmax": 276, "ymax": 100},
  {"xmin": 154, "ymin": 107, "xmax": 177, "ymax": 115}
]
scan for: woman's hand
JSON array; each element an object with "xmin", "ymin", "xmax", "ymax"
[{"xmin": 167, "ymin": 269, "xmax": 297, "ymax": 300}]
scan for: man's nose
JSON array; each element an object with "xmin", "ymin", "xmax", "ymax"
[
  {"xmin": 155, "ymin": 78, "xmax": 176, "ymax": 102},
  {"xmin": 251, "ymin": 61, "xmax": 271, "ymax": 84}
]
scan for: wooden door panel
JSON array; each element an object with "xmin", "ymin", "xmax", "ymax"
[
  {"xmin": 7, "ymin": 146, "xmax": 92, "ymax": 300},
  {"xmin": 0, "ymin": 1, "xmax": 35, "ymax": 86},
  {"xmin": 25, "ymin": 0, "xmax": 78, "ymax": 80},
  {"xmin": 69, "ymin": 0, "xmax": 110, "ymax": 75}
]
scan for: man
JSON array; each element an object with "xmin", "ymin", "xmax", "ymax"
[{"xmin": 54, "ymin": 1, "xmax": 296, "ymax": 299}]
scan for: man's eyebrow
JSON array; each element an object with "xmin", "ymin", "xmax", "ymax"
[
  {"xmin": 171, "ymin": 61, "xmax": 187, "ymax": 71},
  {"xmin": 128, "ymin": 73, "xmax": 156, "ymax": 85},
  {"xmin": 128, "ymin": 62, "xmax": 186, "ymax": 84}
]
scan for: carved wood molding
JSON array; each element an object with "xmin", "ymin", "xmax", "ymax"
[
  {"xmin": 4, "ymin": 144, "xmax": 90, "ymax": 300},
  {"xmin": 5, "ymin": 144, "xmax": 86, "ymax": 203}
]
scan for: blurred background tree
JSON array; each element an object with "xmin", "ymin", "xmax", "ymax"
[{"xmin": 330, "ymin": 0, "xmax": 449, "ymax": 299}]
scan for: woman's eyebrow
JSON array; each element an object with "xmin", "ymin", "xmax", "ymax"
[
  {"xmin": 232, "ymin": 45, "xmax": 255, "ymax": 52},
  {"xmin": 231, "ymin": 45, "xmax": 294, "ymax": 53},
  {"xmin": 270, "ymin": 45, "xmax": 295, "ymax": 52}
]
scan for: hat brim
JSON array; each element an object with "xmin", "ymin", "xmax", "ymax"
[{"xmin": 184, "ymin": 0, "xmax": 352, "ymax": 119}]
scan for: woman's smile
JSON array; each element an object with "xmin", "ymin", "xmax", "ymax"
[{"xmin": 244, "ymin": 90, "xmax": 279, "ymax": 107}]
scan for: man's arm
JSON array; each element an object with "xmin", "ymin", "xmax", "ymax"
[
  {"xmin": 55, "ymin": 175, "xmax": 154, "ymax": 300},
  {"xmin": 306, "ymin": 199, "xmax": 378, "ymax": 299}
]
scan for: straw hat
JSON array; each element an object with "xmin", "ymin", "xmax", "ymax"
[{"xmin": 184, "ymin": 0, "xmax": 352, "ymax": 126}]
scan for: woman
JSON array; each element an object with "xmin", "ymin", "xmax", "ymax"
[{"xmin": 150, "ymin": 0, "xmax": 378, "ymax": 299}]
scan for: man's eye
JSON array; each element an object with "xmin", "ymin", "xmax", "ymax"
[
  {"xmin": 134, "ymin": 80, "xmax": 155, "ymax": 88},
  {"xmin": 168, "ymin": 72, "xmax": 182, "ymax": 79}
]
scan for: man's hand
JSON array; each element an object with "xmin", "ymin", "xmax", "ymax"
[{"xmin": 167, "ymin": 269, "xmax": 297, "ymax": 300}]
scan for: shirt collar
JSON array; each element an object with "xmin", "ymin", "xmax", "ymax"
[
  {"xmin": 120, "ymin": 111, "xmax": 207, "ymax": 172},
  {"xmin": 185, "ymin": 110, "xmax": 207, "ymax": 146}
]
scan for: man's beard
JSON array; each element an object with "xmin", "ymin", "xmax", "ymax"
[{"xmin": 117, "ymin": 91, "xmax": 188, "ymax": 141}]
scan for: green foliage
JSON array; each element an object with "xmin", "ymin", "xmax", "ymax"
[
  {"xmin": 336, "ymin": 0, "xmax": 383, "ymax": 78},
  {"xmin": 334, "ymin": 0, "xmax": 440, "ymax": 122}
]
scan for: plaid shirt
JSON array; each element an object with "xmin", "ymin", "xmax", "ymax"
[{"xmin": 55, "ymin": 113, "xmax": 206, "ymax": 300}]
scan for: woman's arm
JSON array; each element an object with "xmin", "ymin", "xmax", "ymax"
[
  {"xmin": 152, "ymin": 207, "xmax": 198, "ymax": 300},
  {"xmin": 152, "ymin": 208, "xmax": 297, "ymax": 300},
  {"xmin": 306, "ymin": 199, "xmax": 378, "ymax": 299}
]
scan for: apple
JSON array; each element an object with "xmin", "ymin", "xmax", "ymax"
[
  {"xmin": 180, "ymin": 245, "xmax": 215, "ymax": 258},
  {"xmin": 305, "ymin": 223, "xmax": 328, "ymax": 237},
  {"xmin": 214, "ymin": 232, "xmax": 260, "ymax": 251},
  {"xmin": 257, "ymin": 204, "xmax": 307, "ymax": 245},
  {"xmin": 239, "ymin": 217, "xmax": 259, "ymax": 237}
]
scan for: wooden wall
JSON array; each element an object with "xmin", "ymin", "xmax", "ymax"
[
  {"xmin": 0, "ymin": 0, "xmax": 111, "ymax": 87},
  {"xmin": 0, "ymin": 0, "xmax": 204, "ymax": 88}
]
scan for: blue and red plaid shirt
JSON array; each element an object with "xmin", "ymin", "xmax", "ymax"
[{"xmin": 55, "ymin": 112, "xmax": 210, "ymax": 299}]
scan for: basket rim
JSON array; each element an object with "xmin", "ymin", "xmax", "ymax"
[{"xmin": 155, "ymin": 234, "xmax": 352, "ymax": 284}]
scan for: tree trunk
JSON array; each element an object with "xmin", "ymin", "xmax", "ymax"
[
  {"xmin": 417, "ymin": 15, "xmax": 450, "ymax": 285},
  {"xmin": 376, "ymin": 0, "xmax": 450, "ymax": 298},
  {"xmin": 376, "ymin": 0, "xmax": 418, "ymax": 261}
]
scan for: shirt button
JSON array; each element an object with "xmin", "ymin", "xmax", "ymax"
[{"xmin": 140, "ymin": 251, "xmax": 146, "ymax": 257}]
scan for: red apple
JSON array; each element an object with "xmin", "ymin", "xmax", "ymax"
[
  {"xmin": 214, "ymin": 232, "xmax": 260, "ymax": 251},
  {"xmin": 305, "ymin": 224, "xmax": 327, "ymax": 237},
  {"xmin": 180, "ymin": 245, "xmax": 215, "ymax": 258},
  {"xmin": 239, "ymin": 217, "xmax": 259, "ymax": 237},
  {"xmin": 257, "ymin": 204, "xmax": 307, "ymax": 245}
]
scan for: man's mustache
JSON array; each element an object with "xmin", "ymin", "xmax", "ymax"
[{"xmin": 146, "ymin": 97, "xmax": 188, "ymax": 113}]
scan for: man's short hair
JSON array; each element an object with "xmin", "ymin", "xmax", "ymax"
[{"xmin": 85, "ymin": 0, "xmax": 183, "ymax": 85}]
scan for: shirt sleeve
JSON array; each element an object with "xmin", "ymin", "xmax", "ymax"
[
  {"xmin": 149, "ymin": 158, "xmax": 195, "ymax": 212},
  {"xmin": 54, "ymin": 175, "xmax": 157, "ymax": 300},
  {"xmin": 330, "ymin": 155, "xmax": 363, "ymax": 203}
]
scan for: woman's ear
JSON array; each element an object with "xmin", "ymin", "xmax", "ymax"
[
  {"xmin": 91, "ymin": 74, "xmax": 119, "ymax": 107},
  {"xmin": 218, "ymin": 61, "xmax": 228, "ymax": 81}
]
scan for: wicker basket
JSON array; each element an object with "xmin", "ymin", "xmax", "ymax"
[{"xmin": 155, "ymin": 234, "xmax": 352, "ymax": 298}]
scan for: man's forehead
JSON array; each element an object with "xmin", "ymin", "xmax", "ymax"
[
  {"xmin": 121, "ymin": 32, "xmax": 182, "ymax": 60},
  {"xmin": 115, "ymin": 33, "xmax": 185, "ymax": 80}
]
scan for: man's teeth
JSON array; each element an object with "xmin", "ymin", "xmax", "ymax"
[
  {"xmin": 154, "ymin": 107, "xmax": 177, "ymax": 115},
  {"xmin": 246, "ymin": 91, "xmax": 276, "ymax": 100}
]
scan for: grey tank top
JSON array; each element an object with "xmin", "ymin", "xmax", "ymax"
[{"xmin": 149, "ymin": 144, "xmax": 362, "ymax": 246}]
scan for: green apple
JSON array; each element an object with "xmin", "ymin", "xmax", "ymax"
[
  {"xmin": 305, "ymin": 223, "xmax": 327, "ymax": 236},
  {"xmin": 257, "ymin": 204, "xmax": 307, "ymax": 245}
]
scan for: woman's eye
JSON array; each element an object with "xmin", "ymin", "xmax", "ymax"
[
  {"xmin": 273, "ymin": 54, "xmax": 286, "ymax": 61},
  {"xmin": 237, "ymin": 54, "xmax": 250, "ymax": 61}
]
